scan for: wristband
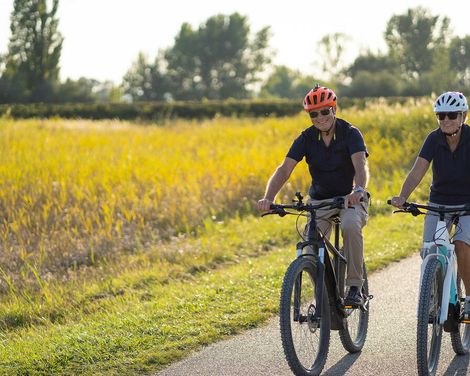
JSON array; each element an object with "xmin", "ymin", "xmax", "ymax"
[{"xmin": 353, "ymin": 185, "xmax": 365, "ymax": 194}]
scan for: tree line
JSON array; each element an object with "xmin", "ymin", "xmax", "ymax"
[{"xmin": 0, "ymin": 2, "xmax": 469, "ymax": 104}]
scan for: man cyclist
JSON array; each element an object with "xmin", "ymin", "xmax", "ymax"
[
  {"xmin": 257, "ymin": 84, "xmax": 370, "ymax": 305},
  {"xmin": 391, "ymin": 91, "xmax": 470, "ymax": 318}
]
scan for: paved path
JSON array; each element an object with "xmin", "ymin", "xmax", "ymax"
[{"xmin": 158, "ymin": 253, "xmax": 470, "ymax": 375}]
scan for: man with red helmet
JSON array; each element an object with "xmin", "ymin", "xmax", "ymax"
[{"xmin": 257, "ymin": 84, "xmax": 369, "ymax": 305}]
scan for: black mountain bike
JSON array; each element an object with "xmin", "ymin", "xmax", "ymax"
[{"xmin": 262, "ymin": 192, "xmax": 372, "ymax": 376}]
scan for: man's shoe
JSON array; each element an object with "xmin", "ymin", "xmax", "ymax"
[{"xmin": 344, "ymin": 286, "xmax": 363, "ymax": 306}]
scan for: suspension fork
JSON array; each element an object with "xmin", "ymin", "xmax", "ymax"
[
  {"xmin": 293, "ymin": 272, "xmax": 302, "ymax": 322},
  {"xmin": 418, "ymin": 241, "xmax": 457, "ymax": 324},
  {"xmin": 304, "ymin": 213, "xmax": 326, "ymax": 321},
  {"xmin": 333, "ymin": 221, "xmax": 343, "ymax": 296}
]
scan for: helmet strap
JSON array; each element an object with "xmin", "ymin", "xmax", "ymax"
[
  {"xmin": 322, "ymin": 122, "xmax": 335, "ymax": 135},
  {"xmin": 443, "ymin": 124, "xmax": 462, "ymax": 137},
  {"xmin": 322, "ymin": 115, "xmax": 336, "ymax": 135}
]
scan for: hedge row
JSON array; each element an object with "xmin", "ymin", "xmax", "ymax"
[{"xmin": 0, "ymin": 97, "xmax": 421, "ymax": 120}]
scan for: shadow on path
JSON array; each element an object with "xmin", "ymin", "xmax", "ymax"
[
  {"xmin": 323, "ymin": 352, "xmax": 361, "ymax": 375},
  {"xmin": 443, "ymin": 353, "xmax": 470, "ymax": 376}
]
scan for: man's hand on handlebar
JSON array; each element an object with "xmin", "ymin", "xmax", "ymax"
[
  {"xmin": 344, "ymin": 191, "xmax": 364, "ymax": 209},
  {"xmin": 257, "ymin": 198, "xmax": 273, "ymax": 212}
]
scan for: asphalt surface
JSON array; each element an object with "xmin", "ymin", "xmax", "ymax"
[{"xmin": 157, "ymin": 253, "xmax": 470, "ymax": 376}]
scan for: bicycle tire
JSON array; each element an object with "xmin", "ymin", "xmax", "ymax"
[
  {"xmin": 279, "ymin": 256, "xmax": 331, "ymax": 376},
  {"xmin": 417, "ymin": 257, "xmax": 443, "ymax": 376},
  {"xmin": 450, "ymin": 273, "xmax": 470, "ymax": 354},
  {"xmin": 339, "ymin": 262, "xmax": 369, "ymax": 353}
]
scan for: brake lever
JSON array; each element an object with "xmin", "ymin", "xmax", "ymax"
[
  {"xmin": 392, "ymin": 208, "xmax": 423, "ymax": 216},
  {"xmin": 410, "ymin": 208, "xmax": 423, "ymax": 217}
]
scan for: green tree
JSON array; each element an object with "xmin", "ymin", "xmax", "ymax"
[
  {"xmin": 122, "ymin": 52, "xmax": 171, "ymax": 101},
  {"xmin": 55, "ymin": 77, "xmax": 97, "ymax": 103},
  {"xmin": 317, "ymin": 33, "xmax": 351, "ymax": 83},
  {"xmin": 384, "ymin": 7, "xmax": 450, "ymax": 78},
  {"xmin": 260, "ymin": 65, "xmax": 316, "ymax": 99},
  {"xmin": 1, "ymin": 0, "xmax": 63, "ymax": 103},
  {"xmin": 346, "ymin": 51, "xmax": 398, "ymax": 78},
  {"xmin": 340, "ymin": 70, "xmax": 400, "ymax": 97},
  {"xmin": 449, "ymin": 36, "xmax": 470, "ymax": 90},
  {"xmin": 164, "ymin": 13, "xmax": 271, "ymax": 100}
]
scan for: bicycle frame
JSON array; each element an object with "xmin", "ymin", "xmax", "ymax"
[
  {"xmin": 298, "ymin": 212, "xmax": 348, "ymax": 330},
  {"xmin": 389, "ymin": 201, "xmax": 470, "ymax": 327},
  {"xmin": 418, "ymin": 217, "xmax": 459, "ymax": 325}
]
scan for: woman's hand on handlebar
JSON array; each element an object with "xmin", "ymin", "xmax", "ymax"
[
  {"xmin": 389, "ymin": 196, "xmax": 406, "ymax": 208},
  {"xmin": 257, "ymin": 198, "xmax": 273, "ymax": 212}
]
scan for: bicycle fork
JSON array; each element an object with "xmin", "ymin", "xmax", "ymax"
[
  {"xmin": 418, "ymin": 240, "xmax": 458, "ymax": 325},
  {"xmin": 295, "ymin": 242, "xmax": 325, "ymax": 323}
]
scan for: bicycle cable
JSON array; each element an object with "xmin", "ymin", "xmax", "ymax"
[
  {"xmin": 296, "ymin": 211, "xmax": 305, "ymax": 240},
  {"xmin": 434, "ymin": 223, "xmax": 449, "ymax": 244}
]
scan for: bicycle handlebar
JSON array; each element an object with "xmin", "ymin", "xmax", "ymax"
[
  {"xmin": 262, "ymin": 196, "xmax": 345, "ymax": 218},
  {"xmin": 387, "ymin": 200, "xmax": 470, "ymax": 217}
]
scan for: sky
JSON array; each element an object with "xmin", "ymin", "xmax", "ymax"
[{"xmin": 1, "ymin": 0, "xmax": 470, "ymax": 84}]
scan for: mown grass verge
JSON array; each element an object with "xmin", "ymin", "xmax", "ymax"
[{"xmin": 0, "ymin": 212, "xmax": 423, "ymax": 375}]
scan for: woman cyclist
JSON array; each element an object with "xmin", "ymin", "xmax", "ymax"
[{"xmin": 391, "ymin": 91, "xmax": 470, "ymax": 318}]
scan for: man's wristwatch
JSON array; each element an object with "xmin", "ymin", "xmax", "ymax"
[{"xmin": 352, "ymin": 185, "xmax": 365, "ymax": 194}]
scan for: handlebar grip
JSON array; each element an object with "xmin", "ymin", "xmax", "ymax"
[{"xmin": 387, "ymin": 199, "xmax": 392, "ymax": 205}]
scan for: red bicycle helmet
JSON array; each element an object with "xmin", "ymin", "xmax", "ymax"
[{"xmin": 303, "ymin": 84, "xmax": 337, "ymax": 111}]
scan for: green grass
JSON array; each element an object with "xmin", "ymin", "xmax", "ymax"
[{"xmin": 0, "ymin": 211, "xmax": 423, "ymax": 375}]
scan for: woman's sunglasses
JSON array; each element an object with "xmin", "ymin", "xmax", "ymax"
[
  {"xmin": 309, "ymin": 107, "xmax": 332, "ymax": 118},
  {"xmin": 436, "ymin": 112, "xmax": 462, "ymax": 120}
]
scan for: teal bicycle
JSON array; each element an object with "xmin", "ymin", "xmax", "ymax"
[{"xmin": 389, "ymin": 201, "xmax": 470, "ymax": 376}]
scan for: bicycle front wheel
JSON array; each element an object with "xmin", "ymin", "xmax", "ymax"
[
  {"xmin": 450, "ymin": 273, "xmax": 470, "ymax": 354},
  {"xmin": 417, "ymin": 257, "xmax": 444, "ymax": 376},
  {"xmin": 279, "ymin": 256, "xmax": 331, "ymax": 376},
  {"xmin": 339, "ymin": 262, "xmax": 370, "ymax": 353}
]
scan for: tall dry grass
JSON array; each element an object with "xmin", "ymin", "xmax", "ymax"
[{"xmin": 0, "ymin": 99, "xmax": 436, "ymax": 292}]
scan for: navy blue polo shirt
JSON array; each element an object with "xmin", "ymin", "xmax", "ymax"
[
  {"xmin": 419, "ymin": 123, "xmax": 470, "ymax": 205},
  {"xmin": 286, "ymin": 118, "xmax": 368, "ymax": 200}
]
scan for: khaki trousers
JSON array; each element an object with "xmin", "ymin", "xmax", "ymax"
[{"xmin": 304, "ymin": 196, "xmax": 369, "ymax": 288}]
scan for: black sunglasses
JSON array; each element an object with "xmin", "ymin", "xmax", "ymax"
[
  {"xmin": 436, "ymin": 112, "xmax": 462, "ymax": 120},
  {"xmin": 309, "ymin": 107, "xmax": 332, "ymax": 118}
]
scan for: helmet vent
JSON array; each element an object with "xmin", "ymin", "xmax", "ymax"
[
  {"xmin": 313, "ymin": 96, "xmax": 317, "ymax": 105},
  {"xmin": 320, "ymin": 92, "xmax": 325, "ymax": 102},
  {"xmin": 327, "ymin": 92, "xmax": 332, "ymax": 99},
  {"xmin": 450, "ymin": 98, "xmax": 457, "ymax": 106},
  {"xmin": 446, "ymin": 95, "xmax": 452, "ymax": 104},
  {"xmin": 306, "ymin": 96, "xmax": 311, "ymax": 105}
]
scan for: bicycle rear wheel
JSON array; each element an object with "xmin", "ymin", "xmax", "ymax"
[
  {"xmin": 450, "ymin": 273, "xmax": 470, "ymax": 354},
  {"xmin": 417, "ymin": 257, "xmax": 443, "ymax": 376},
  {"xmin": 339, "ymin": 262, "xmax": 369, "ymax": 353},
  {"xmin": 279, "ymin": 256, "xmax": 330, "ymax": 376}
]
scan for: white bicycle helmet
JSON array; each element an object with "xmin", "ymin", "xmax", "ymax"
[{"xmin": 434, "ymin": 91, "xmax": 468, "ymax": 112}]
